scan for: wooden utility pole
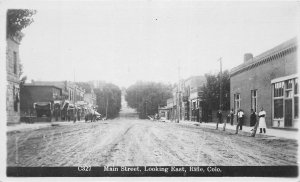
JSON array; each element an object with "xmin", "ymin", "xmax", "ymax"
[
  {"xmin": 176, "ymin": 64, "xmax": 181, "ymax": 123},
  {"xmin": 218, "ymin": 57, "xmax": 223, "ymax": 110},
  {"xmin": 105, "ymin": 97, "xmax": 108, "ymax": 118}
]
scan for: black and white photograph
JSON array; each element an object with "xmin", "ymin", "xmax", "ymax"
[{"xmin": 0, "ymin": 0, "xmax": 299, "ymax": 180}]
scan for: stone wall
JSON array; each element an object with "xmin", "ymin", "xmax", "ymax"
[{"xmin": 6, "ymin": 38, "xmax": 21, "ymax": 124}]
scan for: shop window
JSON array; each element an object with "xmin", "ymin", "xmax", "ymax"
[
  {"xmin": 274, "ymin": 99, "xmax": 283, "ymax": 119},
  {"xmin": 274, "ymin": 82, "xmax": 284, "ymax": 98},
  {"xmin": 273, "ymin": 82, "xmax": 284, "ymax": 119},
  {"xmin": 286, "ymin": 79, "xmax": 293, "ymax": 89},
  {"xmin": 251, "ymin": 90, "xmax": 257, "ymax": 112},
  {"xmin": 294, "ymin": 97, "xmax": 299, "ymax": 119},
  {"xmin": 285, "ymin": 79, "xmax": 293, "ymax": 98}
]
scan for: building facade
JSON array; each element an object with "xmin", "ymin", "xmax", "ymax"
[
  {"xmin": 34, "ymin": 81, "xmax": 85, "ymax": 104},
  {"xmin": 182, "ymin": 76, "xmax": 206, "ymax": 122},
  {"xmin": 6, "ymin": 34, "xmax": 23, "ymax": 124},
  {"xmin": 230, "ymin": 38, "xmax": 298, "ymax": 129},
  {"xmin": 20, "ymin": 84, "xmax": 63, "ymax": 115}
]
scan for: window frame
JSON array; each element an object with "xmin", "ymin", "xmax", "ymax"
[
  {"xmin": 13, "ymin": 51, "xmax": 17, "ymax": 75},
  {"xmin": 273, "ymin": 81, "xmax": 284, "ymax": 120},
  {"xmin": 251, "ymin": 90, "xmax": 257, "ymax": 112}
]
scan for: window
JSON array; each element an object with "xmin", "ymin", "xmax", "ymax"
[
  {"xmin": 274, "ymin": 82, "xmax": 284, "ymax": 98},
  {"xmin": 274, "ymin": 99, "xmax": 283, "ymax": 119},
  {"xmin": 251, "ymin": 90, "xmax": 257, "ymax": 112},
  {"xmin": 295, "ymin": 78, "xmax": 299, "ymax": 118},
  {"xmin": 285, "ymin": 79, "xmax": 293, "ymax": 98},
  {"xmin": 286, "ymin": 79, "xmax": 293, "ymax": 89},
  {"xmin": 294, "ymin": 78, "xmax": 298, "ymax": 95},
  {"xmin": 13, "ymin": 52, "xmax": 17, "ymax": 75},
  {"xmin": 53, "ymin": 88, "xmax": 59, "ymax": 99},
  {"xmin": 234, "ymin": 93, "xmax": 240, "ymax": 113},
  {"xmin": 273, "ymin": 82, "xmax": 284, "ymax": 119},
  {"xmin": 294, "ymin": 97, "xmax": 298, "ymax": 118}
]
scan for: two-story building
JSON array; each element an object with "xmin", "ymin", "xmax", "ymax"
[
  {"xmin": 182, "ymin": 76, "xmax": 206, "ymax": 122},
  {"xmin": 6, "ymin": 33, "xmax": 23, "ymax": 124}
]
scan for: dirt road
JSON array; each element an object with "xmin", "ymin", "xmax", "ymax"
[
  {"xmin": 7, "ymin": 98, "xmax": 298, "ymax": 166},
  {"xmin": 7, "ymin": 120, "xmax": 298, "ymax": 166}
]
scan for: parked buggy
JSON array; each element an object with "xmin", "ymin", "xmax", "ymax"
[
  {"xmin": 33, "ymin": 102, "xmax": 52, "ymax": 122},
  {"xmin": 67, "ymin": 104, "xmax": 77, "ymax": 122},
  {"xmin": 53, "ymin": 100, "xmax": 61, "ymax": 121}
]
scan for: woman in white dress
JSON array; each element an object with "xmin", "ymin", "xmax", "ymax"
[{"xmin": 258, "ymin": 107, "xmax": 267, "ymax": 134}]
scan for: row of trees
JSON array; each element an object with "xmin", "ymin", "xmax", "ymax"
[
  {"xmin": 76, "ymin": 82, "xmax": 122, "ymax": 119},
  {"xmin": 201, "ymin": 70, "xmax": 230, "ymax": 113},
  {"xmin": 94, "ymin": 83, "xmax": 122, "ymax": 119},
  {"xmin": 125, "ymin": 81, "xmax": 173, "ymax": 119}
]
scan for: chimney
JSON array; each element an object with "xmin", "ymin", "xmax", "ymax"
[{"xmin": 244, "ymin": 53, "xmax": 253, "ymax": 62}]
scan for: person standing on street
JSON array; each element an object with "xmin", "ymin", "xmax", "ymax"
[
  {"xmin": 216, "ymin": 110, "xmax": 222, "ymax": 129},
  {"xmin": 235, "ymin": 109, "xmax": 244, "ymax": 134},
  {"xmin": 230, "ymin": 108, "xmax": 234, "ymax": 125},
  {"xmin": 258, "ymin": 107, "xmax": 267, "ymax": 134}
]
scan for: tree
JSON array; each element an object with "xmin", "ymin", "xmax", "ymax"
[
  {"xmin": 125, "ymin": 81, "xmax": 173, "ymax": 119},
  {"xmin": 7, "ymin": 10, "xmax": 36, "ymax": 87},
  {"xmin": 7, "ymin": 9, "xmax": 37, "ymax": 38},
  {"xmin": 201, "ymin": 70, "xmax": 230, "ymax": 111},
  {"xmin": 94, "ymin": 83, "xmax": 121, "ymax": 119}
]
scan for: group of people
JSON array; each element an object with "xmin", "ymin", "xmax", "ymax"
[{"xmin": 216, "ymin": 107, "xmax": 267, "ymax": 136}]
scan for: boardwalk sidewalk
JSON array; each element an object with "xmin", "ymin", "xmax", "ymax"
[
  {"xmin": 178, "ymin": 120, "xmax": 298, "ymax": 140},
  {"xmin": 7, "ymin": 120, "xmax": 87, "ymax": 133}
]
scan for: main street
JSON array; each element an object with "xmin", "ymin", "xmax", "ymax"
[{"xmin": 7, "ymin": 99, "xmax": 298, "ymax": 167}]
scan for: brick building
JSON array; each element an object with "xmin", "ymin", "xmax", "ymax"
[
  {"xmin": 230, "ymin": 37, "xmax": 298, "ymax": 129},
  {"xmin": 34, "ymin": 81, "xmax": 85, "ymax": 104},
  {"xmin": 6, "ymin": 33, "xmax": 23, "ymax": 124},
  {"xmin": 20, "ymin": 84, "xmax": 63, "ymax": 115}
]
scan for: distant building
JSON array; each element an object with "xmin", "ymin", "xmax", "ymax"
[
  {"xmin": 230, "ymin": 38, "xmax": 298, "ymax": 129},
  {"xmin": 6, "ymin": 33, "xmax": 23, "ymax": 124},
  {"xmin": 166, "ymin": 75, "xmax": 206, "ymax": 122},
  {"xmin": 33, "ymin": 81, "xmax": 85, "ymax": 104},
  {"xmin": 166, "ymin": 98, "xmax": 176, "ymax": 120},
  {"xmin": 84, "ymin": 89, "xmax": 97, "ymax": 107},
  {"xmin": 182, "ymin": 76, "xmax": 206, "ymax": 122}
]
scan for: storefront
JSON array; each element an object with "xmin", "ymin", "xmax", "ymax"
[
  {"xmin": 271, "ymin": 75, "xmax": 298, "ymax": 128},
  {"xmin": 230, "ymin": 37, "xmax": 297, "ymax": 128}
]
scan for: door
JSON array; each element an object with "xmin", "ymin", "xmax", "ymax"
[{"xmin": 285, "ymin": 99, "xmax": 292, "ymax": 127}]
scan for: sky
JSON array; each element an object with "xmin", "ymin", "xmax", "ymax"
[{"xmin": 9, "ymin": 1, "xmax": 300, "ymax": 87}]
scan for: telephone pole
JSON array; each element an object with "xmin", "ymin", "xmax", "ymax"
[
  {"xmin": 218, "ymin": 57, "xmax": 223, "ymax": 110},
  {"xmin": 176, "ymin": 62, "xmax": 181, "ymax": 123}
]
